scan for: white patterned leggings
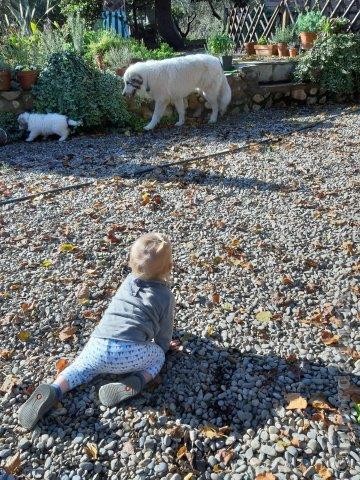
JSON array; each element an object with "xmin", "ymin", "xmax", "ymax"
[{"xmin": 59, "ymin": 337, "xmax": 165, "ymax": 390}]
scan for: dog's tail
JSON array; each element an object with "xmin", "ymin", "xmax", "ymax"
[
  {"xmin": 218, "ymin": 75, "xmax": 231, "ymax": 116},
  {"xmin": 67, "ymin": 118, "xmax": 83, "ymax": 127}
]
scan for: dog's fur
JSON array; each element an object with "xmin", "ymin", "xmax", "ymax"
[
  {"xmin": 122, "ymin": 54, "xmax": 232, "ymax": 130},
  {"xmin": 18, "ymin": 113, "xmax": 82, "ymax": 142}
]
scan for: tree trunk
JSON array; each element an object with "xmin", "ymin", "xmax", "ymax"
[{"xmin": 154, "ymin": 0, "xmax": 184, "ymax": 50}]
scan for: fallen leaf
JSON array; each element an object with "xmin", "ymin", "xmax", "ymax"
[
  {"xmin": 41, "ymin": 259, "xmax": 53, "ymax": 268},
  {"xmin": 4, "ymin": 452, "xmax": 21, "ymax": 475},
  {"xmin": 212, "ymin": 292, "xmax": 220, "ymax": 303},
  {"xmin": 18, "ymin": 330, "xmax": 31, "ymax": 342},
  {"xmin": 59, "ymin": 242, "xmax": 77, "ymax": 253},
  {"xmin": 213, "ymin": 465, "xmax": 222, "ymax": 473},
  {"xmin": 58, "ymin": 326, "xmax": 76, "ymax": 342},
  {"xmin": 107, "ymin": 224, "xmax": 126, "ymax": 243},
  {"xmin": 255, "ymin": 473, "xmax": 276, "ymax": 480},
  {"xmin": 309, "ymin": 394, "xmax": 334, "ymax": 411},
  {"xmin": 55, "ymin": 358, "xmax": 69, "ymax": 375},
  {"xmin": 255, "ymin": 311, "xmax": 272, "ymax": 322},
  {"xmin": 200, "ymin": 425, "xmax": 228, "ymax": 439},
  {"xmin": 220, "ymin": 448, "xmax": 234, "ymax": 465},
  {"xmin": 342, "ymin": 241, "xmax": 355, "ymax": 255},
  {"xmin": 0, "ymin": 374, "xmax": 18, "ymax": 394},
  {"xmin": 205, "ymin": 325, "xmax": 215, "ymax": 337},
  {"xmin": 84, "ymin": 443, "xmax": 98, "ymax": 459},
  {"xmin": 0, "ymin": 349, "xmax": 13, "ymax": 360},
  {"xmin": 76, "ymin": 283, "xmax": 89, "ymax": 305},
  {"xmin": 20, "ymin": 302, "xmax": 35, "ymax": 313},
  {"xmin": 166, "ymin": 425, "xmax": 183, "ymax": 438},
  {"xmin": 176, "ymin": 444, "xmax": 188, "ymax": 459},
  {"xmin": 321, "ymin": 330, "xmax": 340, "ymax": 346},
  {"xmin": 282, "ymin": 275, "xmax": 294, "ymax": 285},
  {"xmin": 183, "ymin": 474, "xmax": 194, "ymax": 480},
  {"xmin": 285, "ymin": 393, "xmax": 308, "ymax": 410},
  {"xmin": 314, "ymin": 463, "xmax": 332, "ymax": 480},
  {"xmin": 141, "ymin": 191, "xmax": 151, "ymax": 205},
  {"xmin": 304, "ymin": 258, "xmax": 318, "ymax": 268}
]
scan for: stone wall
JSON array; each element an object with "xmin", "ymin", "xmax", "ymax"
[{"xmin": 0, "ymin": 90, "xmax": 34, "ymax": 114}]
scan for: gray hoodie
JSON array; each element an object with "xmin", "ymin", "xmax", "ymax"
[{"xmin": 91, "ymin": 273, "xmax": 175, "ymax": 353}]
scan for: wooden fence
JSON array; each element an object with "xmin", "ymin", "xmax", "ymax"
[{"xmin": 228, "ymin": 0, "xmax": 360, "ymax": 49}]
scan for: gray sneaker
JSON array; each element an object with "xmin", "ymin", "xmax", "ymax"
[
  {"xmin": 18, "ymin": 384, "xmax": 57, "ymax": 430},
  {"xmin": 98, "ymin": 374, "xmax": 144, "ymax": 407}
]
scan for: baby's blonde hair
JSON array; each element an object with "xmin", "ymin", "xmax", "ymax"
[{"xmin": 129, "ymin": 232, "xmax": 172, "ymax": 281}]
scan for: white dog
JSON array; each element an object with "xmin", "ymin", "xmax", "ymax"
[
  {"xmin": 122, "ymin": 54, "xmax": 231, "ymax": 130},
  {"xmin": 18, "ymin": 113, "xmax": 82, "ymax": 142}
]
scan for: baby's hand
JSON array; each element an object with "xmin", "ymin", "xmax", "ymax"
[{"xmin": 169, "ymin": 339, "xmax": 182, "ymax": 351}]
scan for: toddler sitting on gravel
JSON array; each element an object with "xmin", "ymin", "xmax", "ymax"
[{"xmin": 18, "ymin": 232, "xmax": 175, "ymax": 430}]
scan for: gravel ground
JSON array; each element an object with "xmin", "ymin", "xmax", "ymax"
[{"xmin": 0, "ymin": 105, "xmax": 359, "ymax": 480}]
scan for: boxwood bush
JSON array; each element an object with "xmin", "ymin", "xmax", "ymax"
[
  {"xmin": 294, "ymin": 33, "xmax": 360, "ymax": 95},
  {"xmin": 33, "ymin": 51, "xmax": 130, "ymax": 128}
]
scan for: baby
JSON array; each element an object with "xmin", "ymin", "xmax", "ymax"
[{"xmin": 18, "ymin": 232, "xmax": 175, "ymax": 430}]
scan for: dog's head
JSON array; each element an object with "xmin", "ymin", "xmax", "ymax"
[
  {"xmin": 122, "ymin": 72, "xmax": 144, "ymax": 98},
  {"xmin": 18, "ymin": 112, "xmax": 30, "ymax": 131}
]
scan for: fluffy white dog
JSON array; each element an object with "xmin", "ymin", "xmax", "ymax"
[
  {"xmin": 18, "ymin": 113, "xmax": 82, "ymax": 142},
  {"xmin": 122, "ymin": 54, "xmax": 231, "ymax": 130}
]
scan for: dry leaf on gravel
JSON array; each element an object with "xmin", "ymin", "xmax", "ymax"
[
  {"xmin": 84, "ymin": 443, "xmax": 98, "ymax": 460},
  {"xmin": 342, "ymin": 241, "xmax": 355, "ymax": 255},
  {"xmin": 309, "ymin": 394, "xmax": 335, "ymax": 411},
  {"xmin": 212, "ymin": 292, "xmax": 220, "ymax": 304},
  {"xmin": 282, "ymin": 275, "xmax": 294, "ymax": 285},
  {"xmin": 183, "ymin": 474, "xmax": 194, "ymax": 480},
  {"xmin": 255, "ymin": 473, "xmax": 276, "ymax": 480},
  {"xmin": 4, "ymin": 452, "xmax": 21, "ymax": 475},
  {"xmin": 0, "ymin": 375, "xmax": 18, "ymax": 394},
  {"xmin": 255, "ymin": 311, "xmax": 272, "ymax": 322},
  {"xmin": 41, "ymin": 259, "xmax": 53, "ymax": 268},
  {"xmin": 58, "ymin": 326, "xmax": 76, "ymax": 342},
  {"xmin": 176, "ymin": 444, "xmax": 188, "ymax": 459},
  {"xmin": 107, "ymin": 224, "xmax": 126, "ymax": 243},
  {"xmin": 314, "ymin": 463, "xmax": 332, "ymax": 479},
  {"xmin": 200, "ymin": 425, "xmax": 229, "ymax": 439},
  {"xmin": 166, "ymin": 425, "xmax": 183, "ymax": 438},
  {"xmin": 321, "ymin": 330, "xmax": 340, "ymax": 346},
  {"xmin": 55, "ymin": 358, "xmax": 69, "ymax": 375},
  {"xmin": 76, "ymin": 283, "xmax": 89, "ymax": 305},
  {"xmin": 59, "ymin": 243, "xmax": 77, "ymax": 253},
  {"xmin": 20, "ymin": 302, "xmax": 35, "ymax": 313},
  {"xmin": 0, "ymin": 349, "xmax": 13, "ymax": 360},
  {"xmin": 18, "ymin": 330, "xmax": 31, "ymax": 342},
  {"xmin": 213, "ymin": 465, "xmax": 222, "ymax": 473},
  {"xmin": 219, "ymin": 448, "xmax": 234, "ymax": 465},
  {"xmin": 285, "ymin": 393, "xmax": 307, "ymax": 410}
]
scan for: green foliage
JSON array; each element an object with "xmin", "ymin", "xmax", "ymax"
[
  {"xmin": 296, "ymin": 10, "xmax": 326, "ymax": 33},
  {"xmin": 294, "ymin": 33, "xmax": 360, "ymax": 95},
  {"xmin": 3, "ymin": 32, "xmax": 40, "ymax": 69},
  {"xmin": 85, "ymin": 30, "xmax": 124, "ymax": 59},
  {"xmin": 271, "ymin": 26, "xmax": 296, "ymax": 44},
  {"xmin": 33, "ymin": 51, "xmax": 130, "ymax": 128},
  {"xmin": 321, "ymin": 17, "xmax": 350, "ymax": 36},
  {"xmin": 0, "ymin": 112, "xmax": 22, "ymax": 142},
  {"xmin": 257, "ymin": 36, "xmax": 267, "ymax": 45},
  {"xmin": 59, "ymin": 0, "xmax": 102, "ymax": 27},
  {"xmin": 4, "ymin": 0, "xmax": 55, "ymax": 35},
  {"xmin": 207, "ymin": 32, "xmax": 234, "ymax": 55},
  {"xmin": 66, "ymin": 11, "xmax": 85, "ymax": 54}
]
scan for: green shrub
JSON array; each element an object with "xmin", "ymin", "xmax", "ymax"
[
  {"xmin": 0, "ymin": 112, "xmax": 22, "ymax": 142},
  {"xmin": 257, "ymin": 36, "xmax": 268, "ymax": 45},
  {"xmin": 296, "ymin": 10, "xmax": 326, "ymax": 33},
  {"xmin": 207, "ymin": 32, "xmax": 234, "ymax": 55},
  {"xmin": 294, "ymin": 33, "xmax": 360, "ymax": 95},
  {"xmin": 271, "ymin": 26, "xmax": 296, "ymax": 44},
  {"xmin": 33, "ymin": 51, "xmax": 130, "ymax": 128},
  {"xmin": 59, "ymin": 0, "xmax": 103, "ymax": 27}
]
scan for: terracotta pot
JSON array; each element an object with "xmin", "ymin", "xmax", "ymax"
[
  {"xmin": 0, "ymin": 70, "xmax": 11, "ymax": 91},
  {"xmin": 254, "ymin": 45, "xmax": 277, "ymax": 57},
  {"xmin": 244, "ymin": 42, "xmax": 255, "ymax": 55},
  {"xmin": 18, "ymin": 70, "xmax": 38, "ymax": 90},
  {"xmin": 277, "ymin": 43, "xmax": 289, "ymax": 57},
  {"xmin": 95, "ymin": 54, "xmax": 105, "ymax": 70},
  {"xmin": 289, "ymin": 47, "xmax": 298, "ymax": 58},
  {"xmin": 115, "ymin": 67, "xmax": 127, "ymax": 77},
  {"xmin": 300, "ymin": 31, "xmax": 317, "ymax": 50}
]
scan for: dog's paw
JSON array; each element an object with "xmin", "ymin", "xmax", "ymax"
[
  {"xmin": 208, "ymin": 118, "xmax": 217, "ymax": 124},
  {"xmin": 144, "ymin": 124, "xmax": 155, "ymax": 131},
  {"xmin": 175, "ymin": 121, "xmax": 185, "ymax": 127}
]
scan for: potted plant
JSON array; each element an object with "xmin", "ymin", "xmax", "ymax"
[
  {"xmin": 244, "ymin": 42, "xmax": 255, "ymax": 55},
  {"xmin": 0, "ymin": 57, "xmax": 11, "ymax": 91},
  {"xmin": 17, "ymin": 65, "xmax": 39, "ymax": 90},
  {"xmin": 104, "ymin": 45, "xmax": 134, "ymax": 77},
  {"xmin": 271, "ymin": 26, "xmax": 296, "ymax": 57},
  {"xmin": 288, "ymin": 44, "xmax": 298, "ymax": 58},
  {"xmin": 254, "ymin": 36, "xmax": 277, "ymax": 57},
  {"xmin": 296, "ymin": 10, "xmax": 326, "ymax": 50},
  {"xmin": 207, "ymin": 33, "xmax": 235, "ymax": 71}
]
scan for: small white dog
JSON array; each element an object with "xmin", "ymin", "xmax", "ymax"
[
  {"xmin": 18, "ymin": 112, "xmax": 82, "ymax": 142},
  {"xmin": 122, "ymin": 54, "xmax": 231, "ymax": 130}
]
